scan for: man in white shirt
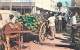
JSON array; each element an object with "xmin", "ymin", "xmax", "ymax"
[
  {"xmin": 71, "ymin": 12, "xmax": 78, "ymax": 44},
  {"xmin": 58, "ymin": 15, "xmax": 63, "ymax": 20},
  {"xmin": 48, "ymin": 15, "xmax": 56, "ymax": 40},
  {"xmin": 58, "ymin": 13, "xmax": 63, "ymax": 32}
]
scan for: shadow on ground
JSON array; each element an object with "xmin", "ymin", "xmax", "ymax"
[
  {"xmin": 40, "ymin": 42, "xmax": 74, "ymax": 49},
  {"xmin": 55, "ymin": 37, "xmax": 71, "ymax": 44},
  {"xmin": 55, "ymin": 44, "xmax": 74, "ymax": 49}
]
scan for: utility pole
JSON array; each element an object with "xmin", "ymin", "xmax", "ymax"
[
  {"xmin": 71, "ymin": 0, "xmax": 76, "ymax": 6},
  {"xmin": 74, "ymin": 0, "xmax": 77, "ymax": 6},
  {"xmin": 20, "ymin": 0, "xmax": 23, "ymax": 14},
  {"xmin": 10, "ymin": 0, "xmax": 12, "ymax": 10}
]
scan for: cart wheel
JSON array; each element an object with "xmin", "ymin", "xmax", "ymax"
[{"xmin": 39, "ymin": 22, "xmax": 46, "ymax": 43}]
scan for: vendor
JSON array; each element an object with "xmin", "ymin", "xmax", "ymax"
[{"xmin": 9, "ymin": 15, "xmax": 16, "ymax": 23}]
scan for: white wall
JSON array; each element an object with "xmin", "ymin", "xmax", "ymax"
[
  {"xmin": 0, "ymin": 0, "xmax": 56, "ymax": 11},
  {"xmin": 34, "ymin": 0, "xmax": 56, "ymax": 11}
]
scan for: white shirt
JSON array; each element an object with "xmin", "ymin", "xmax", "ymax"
[
  {"xmin": 58, "ymin": 15, "xmax": 63, "ymax": 20},
  {"xmin": 48, "ymin": 16, "xmax": 55, "ymax": 26},
  {"xmin": 71, "ymin": 16, "xmax": 77, "ymax": 25}
]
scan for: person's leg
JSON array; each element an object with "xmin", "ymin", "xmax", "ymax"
[
  {"xmin": 71, "ymin": 25, "xmax": 77, "ymax": 45},
  {"xmin": 58, "ymin": 20, "xmax": 60, "ymax": 32},
  {"xmin": 50, "ymin": 26, "xmax": 55, "ymax": 39},
  {"xmin": 60, "ymin": 20, "xmax": 62, "ymax": 32},
  {"xmin": 53, "ymin": 26, "xmax": 55, "ymax": 38}
]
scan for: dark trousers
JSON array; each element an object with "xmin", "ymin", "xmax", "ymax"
[
  {"xmin": 58, "ymin": 20, "xmax": 62, "ymax": 32},
  {"xmin": 71, "ymin": 25, "xmax": 77, "ymax": 44}
]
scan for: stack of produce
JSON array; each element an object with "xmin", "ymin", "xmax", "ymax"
[{"xmin": 17, "ymin": 15, "xmax": 39, "ymax": 31}]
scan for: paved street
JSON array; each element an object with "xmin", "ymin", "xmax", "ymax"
[{"xmin": 21, "ymin": 33, "xmax": 74, "ymax": 50}]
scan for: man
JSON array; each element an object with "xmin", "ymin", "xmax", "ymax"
[
  {"xmin": 71, "ymin": 12, "xmax": 78, "ymax": 44},
  {"xmin": 58, "ymin": 13, "xmax": 63, "ymax": 32},
  {"xmin": 48, "ymin": 14, "xmax": 56, "ymax": 40},
  {"xmin": 62, "ymin": 13, "xmax": 66, "ymax": 32}
]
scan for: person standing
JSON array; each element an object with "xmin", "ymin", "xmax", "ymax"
[
  {"xmin": 48, "ymin": 14, "xmax": 56, "ymax": 40},
  {"xmin": 58, "ymin": 13, "xmax": 63, "ymax": 32},
  {"xmin": 71, "ymin": 12, "xmax": 78, "ymax": 44},
  {"xmin": 62, "ymin": 13, "xmax": 66, "ymax": 32}
]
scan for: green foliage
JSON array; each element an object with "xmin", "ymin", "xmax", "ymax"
[{"xmin": 57, "ymin": 2, "xmax": 62, "ymax": 8}]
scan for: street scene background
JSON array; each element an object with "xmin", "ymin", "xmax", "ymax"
[{"xmin": 0, "ymin": 0, "xmax": 80, "ymax": 50}]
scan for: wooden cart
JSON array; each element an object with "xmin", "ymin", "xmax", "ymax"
[
  {"xmin": 3, "ymin": 21, "xmax": 47, "ymax": 50},
  {"xmin": 3, "ymin": 22, "xmax": 23, "ymax": 50}
]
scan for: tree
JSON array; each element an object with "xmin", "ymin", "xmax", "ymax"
[
  {"xmin": 65, "ymin": 1, "xmax": 69, "ymax": 7},
  {"xmin": 57, "ymin": 2, "xmax": 62, "ymax": 11}
]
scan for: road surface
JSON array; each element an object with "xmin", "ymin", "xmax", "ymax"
[{"xmin": 21, "ymin": 33, "xmax": 74, "ymax": 50}]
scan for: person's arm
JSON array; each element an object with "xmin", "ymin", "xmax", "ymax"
[{"xmin": 47, "ymin": 18, "xmax": 50, "ymax": 28}]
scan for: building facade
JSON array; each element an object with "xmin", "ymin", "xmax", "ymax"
[
  {"xmin": 75, "ymin": 0, "xmax": 80, "ymax": 6},
  {"xmin": 0, "ymin": 0, "xmax": 16, "ymax": 2},
  {"xmin": 0, "ymin": 0, "xmax": 56, "ymax": 15}
]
